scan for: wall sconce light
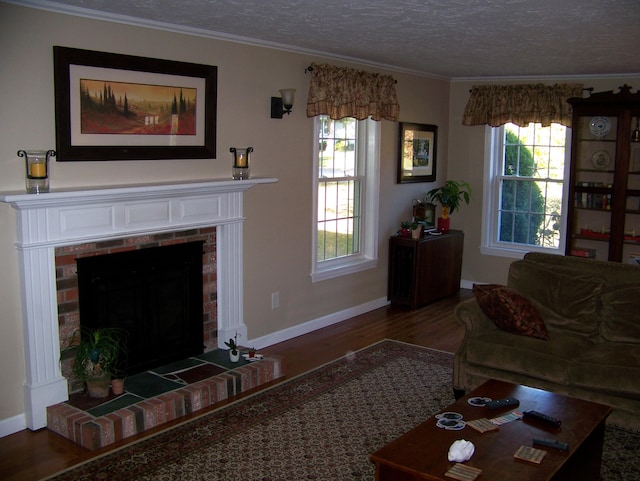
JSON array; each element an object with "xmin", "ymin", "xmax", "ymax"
[
  {"xmin": 271, "ymin": 88, "xmax": 296, "ymax": 119},
  {"xmin": 632, "ymin": 117, "xmax": 640, "ymax": 143}
]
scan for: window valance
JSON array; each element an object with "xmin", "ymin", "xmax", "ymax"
[
  {"xmin": 306, "ymin": 62, "xmax": 399, "ymax": 121},
  {"xmin": 462, "ymin": 83, "xmax": 584, "ymax": 128}
]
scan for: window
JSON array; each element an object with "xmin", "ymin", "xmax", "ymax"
[
  {"xmin": 481, "ymin": 122, "xmax": 570, "ymax": 258},
  {"xmin": 312, "ymin": 115, "xmax": 380, "ymax": 281}
]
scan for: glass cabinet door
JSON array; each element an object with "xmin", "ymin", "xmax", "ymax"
[
  {"xmin": 569, "ymin": 114, "xmax": 618, "ymax": 260},
  {"xmin": 625, "ymin": 114, "xmax": 640, "ymax": 265}
]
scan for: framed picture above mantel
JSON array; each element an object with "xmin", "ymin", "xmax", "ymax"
[
  {"xmin": 53, "ymin": 46, "xmax": 217, "ymax": 161},
  {"xmin": 397, "ymin": 122, "xmax": 437, "ymax": 183}
]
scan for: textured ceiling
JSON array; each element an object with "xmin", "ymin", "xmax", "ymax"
[{"xmin": 12, "ymin": 0, "xmax": 640, "ymax": 79}]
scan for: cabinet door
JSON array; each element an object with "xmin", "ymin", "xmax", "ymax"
[
  {"xmin": 625, "ymin": 134, "xmax": 640, "ymax": 264},
  {"xmin": 388, "ymin": 239, "xmax": 418, "ymax": 306},
  {"xmin": 567, "ymin": 85, "xmax": 640, "ymax": 263},
  {"xmin": 415, "ymin": 231, "xmax": 463, "ymax": 305},
  {"xmin": 568, "ymin": 114, "xmax": 618, "ymax": 260}
]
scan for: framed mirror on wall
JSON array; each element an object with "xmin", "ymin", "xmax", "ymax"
[{"xmin": 397, "ymin": 122, "xmax": 437, "ymax": 183}]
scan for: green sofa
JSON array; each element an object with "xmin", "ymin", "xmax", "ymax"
[{"xmin": 454, "ymin": 252, "xmax": 640, "ymax": 429}]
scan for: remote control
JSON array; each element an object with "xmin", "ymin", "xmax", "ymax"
[
  {"xmin": 485, "ymin": 397, "xmax": 520, "ymax": 409},
  {"xmin": 533, "ymin": 438, "xmax": 569, "ymax": 452},
  {"xmin": 523, "ymin": 410, "xmax": 562, "ymax": 427}
]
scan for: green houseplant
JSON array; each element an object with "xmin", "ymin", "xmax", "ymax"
[
  {"xmin": 224, "ymin": 333, "xmax": 241, "ymax": 362},
  {"xmin": 63, "ymin": 327, "xmax": 127, "ymax": 398},
  {"xmin": 424, "ymin": 180, "xmax": 471, "ymax": 232}
]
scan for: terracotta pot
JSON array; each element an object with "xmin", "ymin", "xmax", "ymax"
[
  {"xmin": 86, "ymin": 375, "xmax": 111, "ymax": 398},
  {"xmin": 111, "ymin": 378, "xmax": 125, "ymax": 395}
]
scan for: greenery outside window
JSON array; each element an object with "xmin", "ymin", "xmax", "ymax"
[
  {"xmin": 481, "ymin": 122, "xmax": 570, "ymax": 258},
  {"xmin": 312, "ymin": 115, "xmax": 380, "ymax": 281}
]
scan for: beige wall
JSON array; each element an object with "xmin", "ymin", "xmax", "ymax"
[
  {"xmin": 0, "ymin": 3, "xmax": 450, "ymax": 427},
  {"xmin": 447, "ymin": 76, "xmax": 640, "ymax": 285}
]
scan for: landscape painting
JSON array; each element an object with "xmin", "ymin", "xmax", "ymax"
[
  {"xmin": 397, "ymin": 122, "xmax": 438, "ymax": 183},
  {"xmin": 54, "ymin": 46, "xmax": 217, "ymax": 161},
  {"xmin": 80, "ymin": 79, "xmax": 198, "ymax": 136}
]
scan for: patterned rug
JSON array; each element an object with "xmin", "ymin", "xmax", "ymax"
[{"xmin": 45, "ymin": 340, "xmax": 639, "ymax": 481}]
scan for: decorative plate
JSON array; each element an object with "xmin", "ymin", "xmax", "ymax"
[
  {"xmin": 589, "ymin": 116, "xmax": 611, "ymax": 138},
  {"xmin": 591, "ymin": 150, "xmax": 611, "ymax": 170}
]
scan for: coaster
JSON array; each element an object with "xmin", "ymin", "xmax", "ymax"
[
  {"xmin": 514, "ymin": 445, "xmax": 547, "ymax": 464},
  {"xmin": 490, "ymin": 411, "xmax": 523, "ymax": 426},
  {"xmin": 436, "ymin": 419, "xmax": 466, "ymax": 430},
  {"xmin": 445, "ymin": 463, "xmax": 482, "ymax": 481},
  {"xmin": 467, "ymin": 417, "xmax": 499, "ymax": 433}
]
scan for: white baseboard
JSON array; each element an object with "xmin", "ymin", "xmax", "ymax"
[
  {"xmin": 461, "ymin": 278, "xmax": 474, "ymax": 289},
  {"xmin": 249, "ymin": 296, "xmax": 390, "ymax": 349},
  {"xmin": 0, "ymin": 413, "xmax": 27, "ymax": 438}
]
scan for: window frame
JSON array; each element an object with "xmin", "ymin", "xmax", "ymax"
[
  {"xmin": 480, "ymin": 124, "xmax": 572, "ymax": 259},
  {"xmin": 311, "ymin": 116, "xmax": 380, "ymax": 282}
]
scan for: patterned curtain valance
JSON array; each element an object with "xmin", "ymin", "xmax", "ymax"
[
  {"xmin": 462, "ymin": 83, "xmax": 584, "ymax": 128},
  {"xmin": 306, "ymin": 62, "xmax": 400, "ymax": 121}
]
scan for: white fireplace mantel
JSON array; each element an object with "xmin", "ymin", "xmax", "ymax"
[{"xmin": 0, "ymin": 178, "xmax": 277, "ymax": 430}]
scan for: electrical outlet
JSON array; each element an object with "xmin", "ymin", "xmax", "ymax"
[{"xmin": 271, "ymin": 291, "xmax": 279, "ymax": 309}]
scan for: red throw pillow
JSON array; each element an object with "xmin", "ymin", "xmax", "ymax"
[{"xmin": 473, "ymin": 284, "xmax": 549, "ymax": 340}]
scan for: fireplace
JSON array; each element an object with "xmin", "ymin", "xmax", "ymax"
[
  {"xmin": 76, "ymin": 241, "xmax": 205, "ymax": 376},
  {"xmin": 0, "ymin": 178, "xmax": 277, "ymax": 430}
]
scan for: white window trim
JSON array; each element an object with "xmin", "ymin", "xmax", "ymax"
[
  {"xmin": 480, "ymin": 125, "xmax": 572, "ymax": 259},
  {"xmin": 311, "ymin": 117, "xmax": 380, "ymax": 282}
]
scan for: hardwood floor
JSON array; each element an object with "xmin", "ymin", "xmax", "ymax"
[{"xmin": 0, "ymin": 289, "xmax": 472, "ymax": 481}]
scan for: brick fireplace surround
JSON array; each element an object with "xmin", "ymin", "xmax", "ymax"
[
  {"xmin": 0, "ymin": 178, "xmax": 276, "ymax": 431},
  {"xmin": 56, "ymin": 228, "xmax": 218, "ymax": 393}
]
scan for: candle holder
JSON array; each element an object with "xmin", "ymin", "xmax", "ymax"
[
  {"xmin": 18, "ymin": 149, "xmax": 56, "ymax": 193},
  {"xmin": 230, "ymin": 147, "xmax": 253, "ymax": 180}
]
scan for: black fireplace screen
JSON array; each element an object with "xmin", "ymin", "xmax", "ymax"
[{"xmin": 76, "ymin": 241, "xmax": 205, "ymax": 375}]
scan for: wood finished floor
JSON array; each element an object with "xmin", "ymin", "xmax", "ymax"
[{"xmin": 0, "ymin": 289, "xmax": 472, "ymax": 481}]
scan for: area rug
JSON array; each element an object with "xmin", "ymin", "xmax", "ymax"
[{"xmin": 45, "ymin": 340, "xmax": 639, "ymax": 481}]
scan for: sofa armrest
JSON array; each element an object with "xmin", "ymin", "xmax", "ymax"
[
  {"xmin": 454, "ymin": 297, "xmax": 494, "ymax": 334},
  {"xmin": 453, "ymin": 297, "xmax": 497, "ymax": 392}
]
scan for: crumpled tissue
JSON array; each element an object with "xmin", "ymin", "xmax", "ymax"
[{"xmin": 447, "ymin": 439, "xmax": 475, "ymax": 462}]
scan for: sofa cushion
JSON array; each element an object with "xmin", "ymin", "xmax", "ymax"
[
  {"xmin": 600, "ymin": 285, "xmax": 640, "ymax": 344},
  {"xmin": 473, "ymin": 284, "xmax": 549, "ymax": 340},
  {"xmin": 466, "ymin": 328, "xmax": 595, "ymax": 385},
  {"xmin": 570, "ymin": 344, "xmax": 640, "ymax": 398},
  {"xmin": 508, "ymin": 260, "xmax": 603, "ymax": 336}
]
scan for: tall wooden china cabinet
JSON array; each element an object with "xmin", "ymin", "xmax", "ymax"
[{"xmin": 566, "ymin": 85, "xmax": 640, "ymax": 263}]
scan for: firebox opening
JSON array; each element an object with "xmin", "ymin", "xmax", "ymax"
[{"xmin": 76, "ymin": 241, "xmax": 205, "ymax": 376}]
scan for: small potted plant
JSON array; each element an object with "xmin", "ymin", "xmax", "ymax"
[
  {"xmin": 224, "ymin": 332, "xmax": 240, "ymax": 362},
  {"xmin": 62, "ymin": 327, "xmax": 127, "ymax": 398},
  {"xmin": 424, "ymin": 180, "xmax": 471, "ymax": 232},
  {"xmin": 398, "ymin": 221, "xmax": 413, "ymax": 238},
  {"xmin": 409, "ymin": 221, "xmax": 423, "ymax": 239}
]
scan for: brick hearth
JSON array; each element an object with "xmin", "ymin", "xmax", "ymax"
[{"xmin": 47, "ymin": 352, "xmax": 284, "ymax": 450}]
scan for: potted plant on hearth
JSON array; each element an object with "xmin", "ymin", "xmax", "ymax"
[
  {"xmin": 224, "ymin": 333, "xmax": 241, "ymax": 363},
  {"xmin": 62, "ymin": 327, "xmax": 127, "ymax": 398},
  {"xmin": 424, "ymin": 180, "xmax": 471, "ymax": 233}
]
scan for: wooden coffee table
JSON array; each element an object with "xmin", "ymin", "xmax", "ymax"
[{"xmin": 370, "ymin": 379, "xmax": 612, "ymax": 481}]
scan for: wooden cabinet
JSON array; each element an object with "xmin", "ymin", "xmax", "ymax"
[
  {"xmin": 388, "ymin": 230, "xmax": 463, "ymax": 308},
  {"xmin": 566, "ymin": 85, "xmax": 640, "ymax": 263}
]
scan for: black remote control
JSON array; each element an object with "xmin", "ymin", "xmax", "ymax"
[
  {"xmin": 533, "ymin": 437, "xmax": 569, "ymax": 451},
  {"xmin": 485, "ymin": 397, "xmax": 520, "ymax": 409},
  {"xmin": 523, "ymin": 410, "xmax": 562, "ymax": 427}
]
